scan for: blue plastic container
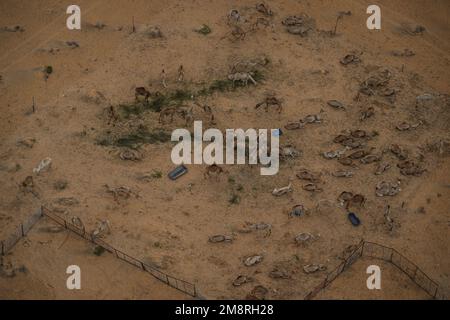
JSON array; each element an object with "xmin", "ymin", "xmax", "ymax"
[
  {"xmin": 168, "ymin": 165, "xmax": 188, "ymax": 180},
  {"xmin": 348, "ymin": 212, "xmax": 361, "ymax": 226}
]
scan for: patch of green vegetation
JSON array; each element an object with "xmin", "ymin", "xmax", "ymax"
[
  {"xmin": 96, "ymin": 136, "xmax": 114, "ymax": 147},
  {"xmin": 98, "ymin": 128, "xmax": 171, "ymax": 148},
  {"xmin": 153, "ymin": 241, "xmax": 162, "ymax": 248},
  {"xmin": 93, "ymin": 245, "xmax": 105, "ymax": 256},
  {"xmin": 195, "ymin": 24, "xmax": 212, "ymax": 35},
  {"xmin": 208, "ymin": 79, "xmax": 234, "ymax": 93},
  {"xmin": 150, "ymin": 169, "xmax": 163, "ymax": 179},
  {"xmin": 118, "ymin": 89, "xmax": 193, "ymax": 118},
  {"xmin": 251, "ymin": 69, "xmax": 265, "ymax": 82},
  {"xmin": 119, "ymin": 102, "xmax": 147, "ymax": 118},
  {"xmin": 229, "ymin": 194, "xmax": 240, "ymax": 205},
  {"xmin": 148, "ymin": 95, "xmax": 167, "ymax": 112},
  {"xmin": 197, "ymin": 70, "xmax": 265, "ymax": 96},
  {"xmin": 170, "ymin": 89, "xmax": 193, "ymax": 102},
  {"xmin": 236, "ymin": 184, "xmax": 244, "ymax": 192},
  {"xmin": 115, "ymin": 129, "xmax": 171, "ymax": 147},
  {"xmin": 44, "ymin": 65, "xmax": 53, "ymax": 74},
  {"xmin": 115, "ymin": 68, "xmax": 266, "ymax": 119}
]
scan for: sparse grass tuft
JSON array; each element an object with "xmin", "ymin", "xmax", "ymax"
[
  {"xmin": 97, "ymin": 128, "xmax": 171, "ymax": 148},
  {"xmin": 199, "ymin": 70, "xmax": 264, "ymax": 96},
  {"xmin": 170, "ymin": 89, "xmax": 193, "ymax": 102},
  {"xmin": 195, "ymin": 24, "xmax": 212, "ymax": 35},
  {"xmin": 150, "ymin": 170, "xmax": 163, "ymax": 179},
  {"xmin": 119, "ymin": 102, "xmax": 147, "ymax": 118},
  {"xmin": 229, "ymin": 194, "xmax": 240, "ymax": 205},
  {"xmin": 115, "ymin": 129, "xmax": 171, "ymax": 147},
  {"xmin": 93, "ymin": 245, "xmax": 105, "ymax": 256},
  {"xmin": 45, "ymin": 65, "xmax": 53, "ymax": 74},
  {"xmin": 118, "ymin": 89, "xmax": 193, "ymax": 117}
]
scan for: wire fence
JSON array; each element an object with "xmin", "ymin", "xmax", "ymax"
[
  {"xmin": 1, "ymin": 208, "xmax": 446, "ymax": 300},
  {"xmin": 0, "ymin": 207, "xmax": 43, "ymax": 256},
  {"xmin": 41, "ymin": 207, "xmax": 197, "ymax": 297},
  {"xmin": 304, "ymin": 240, "xmax": 447, "ymax": 300}
]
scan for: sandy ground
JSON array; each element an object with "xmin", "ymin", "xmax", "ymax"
[
  {"xmin": 0, "ymin": 217, "xmax": 188, "ymax": 299},
  {"xmin": 315, "ymin": 257, "xmax": 431, "ymax": 299},
  {"xmin": 0, "ymin": 0, "xmax": 449, "ymax": 299}
]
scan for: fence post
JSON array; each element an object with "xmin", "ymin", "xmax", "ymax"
[{"xmin": 412, "ymin": 266, "xmax": 418, "ymax": 281}]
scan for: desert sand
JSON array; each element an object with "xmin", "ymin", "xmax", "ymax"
[{"xmin": 0, "ymin": 0, "xmax": 449, "ymax": 299}]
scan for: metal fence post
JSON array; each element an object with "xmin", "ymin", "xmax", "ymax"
[{"xmin": 412, "ymin": 266, "xmax": 418, "ymax": 281}]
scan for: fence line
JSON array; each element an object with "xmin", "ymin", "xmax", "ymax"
[
  {"xmin": 304, "ymin": 240, "xmax": 447, "ymax": 300},
  {"xmin": 41, "ymin": 207, "xmax": 197, "ymax": 297},
  {"xmin": 0, "ymin": 207, "xmax": 43, "ymax": 256},
  {"xmin": 1, "ymin": 208, "xmax": 447, "ymax": 300}
]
